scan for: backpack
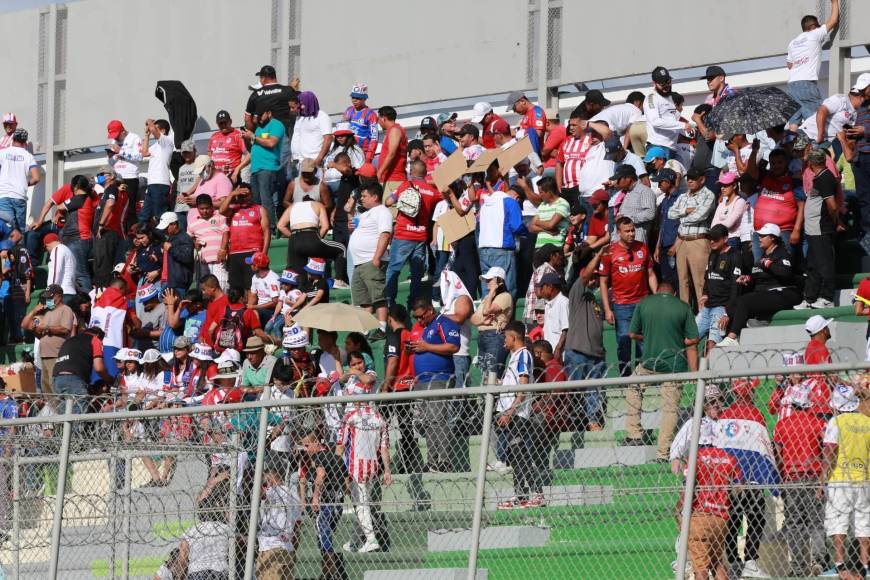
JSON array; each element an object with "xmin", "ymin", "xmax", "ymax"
[
  {"xmin": 396, "ymin": 184, "xmax": 422, "ymax": 218},
  {"xmin": 214, "ymin": 305, "xmax": 245, "ymax": 354}
]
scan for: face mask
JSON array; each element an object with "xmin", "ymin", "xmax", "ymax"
[
  {"xmin": 45, "ymin": 299, "xmax": 55, "ymax": 310},
  {"xmin": 96, "ymin": 175, "xmax": 107, "ymax": 186}
]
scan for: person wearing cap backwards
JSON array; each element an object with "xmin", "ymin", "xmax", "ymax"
[
  {"xmin": 155, "ymin": 211, "xmax": 194, "ymax": 297},
  {"xmin": 343, "ymin": 83, "xmax": 379, "ymax": 163},
  {"xmin": 586, "ymin": 91, "xmax": 645, "ymax": 150},
  {"xmin": 785, "ymin": 0, "xmax": 839, "ymax": 130},
  {"xmin": 21, "ymin": 285, "xmax": 74, "ymax": 395},
  {"xmin": 218, "ymin": 183, "xmax": 270, "ymax": 290},
  {"xmin": 44, "ymin": 232, "xmax": 77, "ymax": 303},
  {"xmin": 820, "ymin": 382, "xmax": 870, "ymax": 580},
  {"xmin": 717, "ymin": 223, "xmax": 801, "ymax": 347},
  {"xmin": 0, "ymin": 113, "xmax": 18, "ymax": 150},
  {"xmin": 0, "ymin": 127, "xmax": 40, "ymax": 232},
  {"xmin": 208, "ymin": 110, "xmax": 249, "ymax": 184},
  {"xmin": 506, "ymin": 91, "xmax": 547, "ymax": 156},
  {"xmin": 795, "ymin": 149, "xmax": 843, "ymax": 310},
  {"xmin": 471, "ymin": 102, "xmax": 506, "ymax": 150},
  {"xmin": 139, "ymin": 118, "xmax": 173, "ymax": 228},
  {"xmin": 645, "ymin": 66, "xmax": 692, "ymax": 159},
  {"xmin": 246, "ymin": 251, "xmax": 280, "ymax": 328},
  {"xmin": 376, "ymin": 106, "xmax": 408, "ymax": 199}
]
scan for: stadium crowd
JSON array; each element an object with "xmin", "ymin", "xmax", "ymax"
[{"xmin": 0, "ymin": 0, "xmax": 869, "ymax": 577}]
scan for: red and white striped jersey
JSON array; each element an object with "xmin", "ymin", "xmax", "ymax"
[
  {"xmin": 557, "ymin": 135, "xmax": 595, "ymax": 190},
  {"xmin": 339, "ymin": 404, "xmax": 388, "ymax": 483}
]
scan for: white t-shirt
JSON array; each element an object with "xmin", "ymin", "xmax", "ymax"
[
  {"xmin": 498, "ymin": 347, "xmax": 533, "ymax": 418},
  {"xmin": 349, "ymin": 204, "xmax": 393, "ymax": 265},
  {"xmin": 787, "ymin": 25, "xmax": 830, "ymax": 83},
  {"xmin": 798, "ymin": 93, "xmax": 857, "ymax": 142},
  {"xmin": 251, "ymin": 270, "xmax": 281, "ymax": 305},
  {"xmin": 258, "ymin": 484, "xmax": 302, "ymax": 553},
  {"xmin": 183, "ymin": 521, "xmax": 231, "ymax": 573},
  {"xmin": 591, "ymin": 103, "xmax": 643, "ymax": 136},
  {"xmin": 432, "ymin": 199, "xmax": 450, "ymax": 251},
  {"xmin": 47, "ymin": 243, "xmax": 77, "ymax": 295},
  {"xmin": 577, "ymin": 142, "xmax": 615, "ymax": 196},
  {"xmin": 279, "ymin": 288, "xmax": 303, "ymax": 316},
  {"xmin": 543, "ymin": 292, "xmax": 569, "ymax": 351},
  {"xmin": 145, "ymin": 134, "xmax": 174, "ymax": 186},
  {"xmin": 111, "ymin": 132, "xmax": 144, "ymax": 180},
  {"xmin": 291, "ymin": 110, "xmax": 333, "ymax": 162},
  {"xmin": 0, "ymin": 146, "xmax": 37, "ymax": 199}
]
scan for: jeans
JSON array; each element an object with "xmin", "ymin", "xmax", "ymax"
[
  {"xmin": 431, "ymin": 250, "xmax": 450, "ymax": 301},
  {"xmin": 251, "ymin": 169, "xmax": 279, "ymax": 228},
  {"xmin": 139, "ymin": 183, "xmax": 170, "ymax": 227},
  {"xmin": 613, "ymin": 303, "xmax": 640, "ymax": 376},
  {"xmin": 696, "ymin": 305, "xmax": 727, "ymax": 344},
  {"xmin": 264, "ymin": 313, "xmax": 286, "ymax": 339},
  {"xmin": 516, "ymin": 216, "xmax": 537, "ymax": 299},
  {"xmin": 25, "ymin": 221, "xmax": 58, "ymax": 262},
  {"xmin": 52, "ymin": 375, "xmax": 89, "ymax": 414},
  {"xmin": 453, "ymin": 354, "xmax": 471, "ymax": 388},
  {"xmin": 477, "ymin": 330, "xmax": 506, "ymax": 382},
  {"xmin": 66, "ymin": 237, "xmax": 93, "ymax": 293},
  {"xmin": 853, "ymin": 152, "xmax": 870, "ymax": 238},
  {"xmin": 562, "ymin": 349, "xmax": 605, "ymax": 424},
  {"xmin": 787, "ymin": 80, "xmax": 823, "ymax": 127},
  {"xmin": 3, "ymin": 294, "xmax": 25, "ymax": 343},
  {"xmin": 478, "ymin": 247, "xmax": 516, "ymax": 299},
  {"xmin": 385, "ymin": 238, "xmax": 427, "ymax": 306},
  {"xmin": 658, "ymin": 245, "xmax": 679, "ymax": 289},
  {"xmin": 0, "ymin": 197, "xmax": 27, "ymax": 231}
]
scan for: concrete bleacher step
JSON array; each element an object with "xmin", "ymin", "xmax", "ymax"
[
  {"xmin": 364, "ymin": 570, "xmax": 488, "ymax": 580},
  {"xmin": 428, "ymin": 525, "xmax": 549, "ymax": 552},
  {"xmin": 836, "ymin": 287, "xmax": 857, "ymax": 306},
  {"xmin": 571, "ymin": 445, "xmax": 657, "ymax": 468}
]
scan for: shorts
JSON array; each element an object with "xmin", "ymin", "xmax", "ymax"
[
  {"xmin": 824, "ymin": 484, "xmax": 870, "ymax": 537},
  {"xmin": 256, "ymin": 547, "xmax": 295, "ymax": 580},
  {"xmin": 316, "ymin": 504, "xmax": 342, "ymax": 552},
  {"xmin": 351, "ymin": 261, "xmax": 386, "ymax": 307},
  {"xmin": 688, "ymin": 512, "xmax": 728, "ymax": 572},
  {"xmin": 696, "ymin": 305, "xmax": 727, "ymax": 344}
]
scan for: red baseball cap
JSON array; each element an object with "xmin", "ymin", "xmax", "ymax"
[
  {"xmin": 589, "ymin": 189, "xmax": 609, "ymax": 205},
  {"xmin": 732, "ymin": 378, "xmax": 760, "ymax": 398},
  {"xmin": 356, "ymin": 163, "xmax": 377, "ymax": 178},
  {"xmin": 106, "ymin": 120, "xmax": 125, "ymax": 140},
  {"xmin": 489, "ymin": 118, "xmax": 511, "ymax": 136},
  {"xmin": 44, "ymin": 233, "xmax": 60, "ymax": 245},
  {"xmin": 245, "ymin": 251, "xmax": 270, "ymax": 269}
]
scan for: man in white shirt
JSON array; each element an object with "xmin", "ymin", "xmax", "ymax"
[
  {"xmin": 107, "ymin": 119, "xmax": 143, "ymax": 231},
  {"xmin": 587, "ymin": 92, "xmax": 645, "ymax": 149},
  {"xmin": 348, "ymin": 183, "xmax": 393, "ymax": 333},
  {"xmin": 44, "ymin": 233, "xmax": 77, "ymax": 301},
  {"xmin": 798, "ymin": 89, "xmax": 863, "ymax": 153},
  {"xmin": 256, "ymin": 457, "xmax": 302, "ymax": 579},
  {"xmin": 140, "ymin": 118, "xmax": 174, "ymax": 227},
  {"xmin": 786, "ymin": 0, "xmax": 839, "ymax": 130},
  {"xmin": 0, "ymin": 129, "xmax": 40, "ymax": 231},
  {"xmin": 645, "ymin": 67, "xmax": 692, "ymax": 158},
  {"xmin": 536, "ymin": 272, "xmax": 569, "ymax": 361}
]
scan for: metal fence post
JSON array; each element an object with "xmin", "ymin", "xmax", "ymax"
[
  {"xmin": 121, "ymin": 454, "xmax": 132, "ymax": 580},
  {"xmin": 12, "ymin": 453, "xmax": 20, "ymax": 579},
  {"xmin": 228, "ymin": 431, "xmax": 239, "ymax": 579},
  {"xmin": 47, "ymin": 397, "xmax": 73, "ymax": 579},
  {"xmin": 674, "ymin": 359, "xmax": 708, "ymax": 579},
  {"xmin": 467, "ymin": 391, "xmax": 495, "ymax": 580},
  {"xmin": 243, "ymin": 387, "xmax": 271, "ymax": 580},
  {"xmin": 107, "ymin": 422, "xmax": 119, "ymax": 580}
]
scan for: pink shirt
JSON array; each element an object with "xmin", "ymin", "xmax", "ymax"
[
  {"xmin": 802, "ymin": 156, "xmax": 845, "ymax": 215},
  {"xmin": 194, "ymin": 172, "xmax": 233, "ymax": 203},
  {"xmin": 711, "ymin": 195, "xmax": 747, "ymax": 238},
  {"xmin": 186, "ymin": 210, "xmax": 228, "ymax": 264}
]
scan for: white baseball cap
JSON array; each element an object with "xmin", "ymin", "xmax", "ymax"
[
  {"xmin": 805, "ymin": 314, "xmax": 833, "ymax": 335},
  {"xmin": 756, "ymin": 223, "xmax": 781, "ymax": 237},
  {"xmin": 215, "ymin": 348, "xmax": 241, "ymax": 368},
  {"xmin": 282, "ymin": 326, "xmax": 309, "ymax": 349},
  {"xmin": 479, "ymin": 266, "xmax": 507, "ymax": 282},
  {"xmin": 156, "ymin": 211, "xmax": 179, "ymax": 230},
  {"xmin": 831, "ymin": 383, "xmax": 859, "ymax": 413},
  {"xmin": 852, "ymin": 72, "xmax": 870, "ymax": 92},
  {"xmin": 141, "ymin": 349, "xmax": 161, "ymax": 364},
  {"xmin": 190, "ymin": 343, "xmax": 215, "ymax": 361},
  {"xmin": 470, "ymin": 102, "xmax": 493, "ymax": 123}
]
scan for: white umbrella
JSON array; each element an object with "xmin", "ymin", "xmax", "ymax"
[{"xmin": 291, "ymin": 302, "xmax": 380, "ymax": 332}]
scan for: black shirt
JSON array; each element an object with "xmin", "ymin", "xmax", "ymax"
[
  {"xmin": 310, "ymin": 450, "xmax": 347, "ymax": 504},
  {"xmin": 8, "ymin": 242, "xmax": 32, "ymax": 296},
  {"xmin": 245, "ymin": 83, "xmax": 299, "ymax": 131},
  {"xmin": 702, "ymin": 247, "xmax": 742, "ymax": 308},
  {"xmin": 805, "ymin": 168, "xmax": 838, "ymax": 236},
  {"xmin": 53, "ymin": 333, "xmax": 101, "ymax": 381},
  {"xmin": 751, "ymin": 244, "xmax": 795, "ymax": 291},
  {"xmin": 302, "ymin": 275, "xmax": 329, "ymax": 304},
  {"xmin": 333, "ymin": 174, "xmax": 359, "ymax": 225}
]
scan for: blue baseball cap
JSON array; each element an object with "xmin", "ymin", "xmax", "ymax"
[
  {"xmin": 643, "ymin": 146, "xmax": 669, "ymax": 163},
  {"xmin": 137, "ymin": 283, "xmax": 160, "ymax": 303}
]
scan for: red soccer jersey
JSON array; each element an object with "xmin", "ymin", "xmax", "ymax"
[
  {"xmin": 692, "ymin": 447, "xmax": 741, "ymax": 519},
  {"xmin": 482, "ymin": 113, "xmax": 507, "ymax": 149},
  {"xmin": 773, "ymin": 410, "xmax": 826, "ymax": 480},
  {"xmin": 227, "ymin": 204, "xmax": 264, "ymax": 254},
  {"xmin": 201, "ymin": 295, "xmax": 230, "ymax": 345},
  {"xmin": 588, "ymin": 214, "xmax": 607, "ymax": 238},
  {"xmin": 392, "ymin": 180, "xmax": 440, "ymax": 242},
  {"xmin": 597, "ymin": 241, "xmax": 652, "ymax": 305},
  {"xmin": 719, "ymin": 402, "xmax": 766, "ymax": 426},
  {"xmin": 208, "ymin": 129, "xmax": 247, "ymax": 175},
  {"xmin": 754, "ymin": 174, "xmax": 799, "ymax": 231},
  {"xmin": 856, "ymin": 276, "xmax": 870, "ymax": 320},
  {"xmin": 520, "ymin": 106, "xmax": 547, "ymax": 135},
  {"xmin": 385, "ymin": 327, "xmax": 415, "ymax": 392},
  {"xmin": 52, "ymin": 185, "xmax": 99, "ymax": 241},
  {"xmin": 543, "ymin": 123, "xmax": 567, "ymax": 168},
  {"xmin": 804, "ymin": 338, "xmax": 832, "ymax": 415}
]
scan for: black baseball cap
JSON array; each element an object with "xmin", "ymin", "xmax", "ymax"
[
  {"xmin": 709, "ymin": 224, "xmax": 729, "ymax": 241},
  {"xmin": 456, "ymin": 123, "xmax": 480, "ymax": 138},
  {"xmin": 420, "ymin": 116, "xmax": 437, "ymax": 131},
  {"xmin": 255, "ymin": 65, "xmax": 276, "ymax": 77},
  {"xmin": 625, "ymin": 91, "xmax": 645, "ymax": 104},
  {"xmin": 701, "ymin": 65, "xmax": 726, "ymax": 80},
  {"xmin": 603, "ymin": 136, "xmax": 623, "ymax": 161},
  {"xmin": 609, "ymin": 164, "xmax": 638, "ymax": 182},
  {"xmin": 651, "ymin": 168, "xmax": 677, "ymax": 184},
  {"xmin": 582, "ymin": 89, "xmax": 611, "ymax": 107},
  {"xmin": 651, "ymin": 66, "xmax": 672, "ymax": 83},
  {"xmin": 686, "ymin": 168, "xmax": 705, "ymax": 180},
  {"xmin": 215, "ymin": 110, "xmax": 231, "ymax": 123}
]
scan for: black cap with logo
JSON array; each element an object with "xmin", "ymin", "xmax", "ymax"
[{"xmin": 651, "ymin": 66, "xmax": 672, "ymax": 83}]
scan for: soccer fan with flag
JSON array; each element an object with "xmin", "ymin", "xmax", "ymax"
[
  {"xmin": 89, "ymin": 277, "xmax": 131, "ymax": 378},
  {"xmin": 344, "ymin": 84, "xmax": 379, "ymax": 163},
  {"xmin": 717, "ymin": 378, "xmax": 779, "ymax": 579}
]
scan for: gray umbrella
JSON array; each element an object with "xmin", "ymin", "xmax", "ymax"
[{"xmin": 705, "ymin": 86, "xmax": 800, "ymax": 138}]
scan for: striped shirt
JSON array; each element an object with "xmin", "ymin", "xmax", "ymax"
[
  {"xmin": 666, "ymin": 186, "xmax": 716, "ymax": 237},
  {"xmin": 534, "ymin": 197, "xmax": 570, "ymax": 247},
  {"xmin": 616, "ymin": 181, "xmax": 656, "ymax": 243},
  {"xmin": 498, "ymin": 348, "xmax": 533, "ymax": 418},
  {"xmin": 340, "ymin": 404, "xmax": 388, "ymax": 483},
  {"xmin": 856, "ymin": 103, "xmax": 870, "ymax": 154},
  {"xmin": 187, "ymin": 210, "xmax": 228, "ymax": 264},
  {"xmin": 557, "ymin": 135, "xmax": 593, "ymax": 189}
]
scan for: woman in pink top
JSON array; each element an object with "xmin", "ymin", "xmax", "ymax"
[{"xmin": 710, "ymin": 172, "xmax": 747, "ymax": 249}]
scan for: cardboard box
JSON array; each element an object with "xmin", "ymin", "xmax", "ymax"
[{"xmin": 3, "ymin": 365, "xmax": 36, "ymax": 394}]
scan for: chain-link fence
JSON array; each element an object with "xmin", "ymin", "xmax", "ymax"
[{"xmin": 0, "ymin": 352, "xmax": 868, "ymax": 579}]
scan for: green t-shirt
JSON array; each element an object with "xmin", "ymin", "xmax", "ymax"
[
  {"xmin": 534, "ymin": 197, "xmax": 570, "ymax": 247},
  {"xmin": 251, "ymin": 119, "xmax": 286, "ymax": 173},
  {"xmin": 629, "ymin": 293, "xmax": 698, "ymax": 373}
]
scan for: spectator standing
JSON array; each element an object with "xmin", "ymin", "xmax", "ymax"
[
  {"xmin": 667, "ymin": 168, "xmax": 715, "ymax": 308},
  {"xmin": 0, "ymin": 129, "xmax": 39, "ymax": 231},
  {"xmin": 852, "ymin": 76, "xmax": 870, "ymax": 252},
  {"xmin": 173, "ymin": 141, "xmax": 199, "ymax": 230},
  {"xmin": 278, "ymin": 185, "xmax": 344, "ymax": 273},
  {"xmin": 244, "ymin": 105, "xmax": 285, "ymax": 228},
  {"xmin": 786, "ymin": 0, "xmax": 839, "ymax": 129},
  {"xmin": 0, "ymin": 113, "xmax": 17, "ymax": 150},
  {"xmin": 599, "ymin": 217, "xmax": 657, "ymax": 376},
  {"xmin": 456, "ymin": 124, "xmax": 484, "ymax": 162},
  {"xmin": 208, "ymin": 110, "xmax": 249, "ymax": 183},
  {"xmin": 106, "ymin": 120, "xmax": 143, "ymax": 229},
  {"xmin": 384, "ymin": 161, "xmax": 441, "ymax": 306},
  {"xmin": 645, "ymin": 66, "xmax": 692, "ymax": 157},
  {"xmin": 256, "ymin": 457, "xmax": 302, "ymax": 580},
  {"xmin": 343, "ymin": 83, "xmax": 379, "ymax": 163},
  {"xmin": 612, "ymin": 165, "xmax": 657, "ymax": 244},
  {"xmin": 653, "ymin": 168, "xmax": 681, "ymax": 289},
  {"xmin": 21, "ymin": 285, "xmax": 74, "ymax": 394},
  {"xmin": 132, "ymin": 284, "xmax": 165, "ymax": 352},
  {"xmin": 187, "ymin": 194, "xmax": 229, "ymax": 290},
  {"xmin": 710, "ymin": 172, "xmax": 747, "ymax": 248},
  {"xmin": 475, "ymin": 176, "xmax": 524, "ymax": 299},
  {"xmin": 540, "ymin": 108, "xmax": 566, "ymax": 175},
  {"xmin": 536, "ymin": 272, "xmax": 569, "ymax": 362},
  {"xmin": 506, "ymin": 92, "xmax": 547, "ymax": 156},
  {"xmin": 587, "ymin": 92, "xmax": 645, "ymax": 146},
  {"xmin": 194, "ymin": 157, "xmax": 234, "ymax": 204},
  {"xmin": 291, "ymin": 91, "xmax": 332, "ymax": 171},
  {"xmin": 52, "ymin": 326, "xmax": 113, "ymax": 410},
  {"xmin": 218, "ymin": 185, "xmax": 270, "ymax": 291},
  {"xmin": 377, "ymin": 106, "xmax": 408, "ymax": 198},
  {"xmin": 471, "ymin": 102, "xmax": 506, "ymax": 150},
  {"xmin": 245, "ymin": 65, "xmax": 299, "ymax": 176},
  {"xmin": 92, "ymin": 166, "xmax": 129, "ymax": 286},
  {"xmin": 421, "ymin": 136, "xmax": 446, "ymax": 183},
  {"xmin": 139, "ymin": 119, "xmax": 173, "ymax": 227},
  {"xmin": 3, "ymin": 230, "xmax": 32, "ymax": 344},
  {"xmin": 349, "ymin": 183, "xmax": 392, "ymax": 338},
  {"xmin": 748, "ymin": 148, "xmax": 804, "ymax": 261},
  {"xmin": 798, "ymin": 88, "xmax": 863, "ymax": 154},
  {"xmin": 697, "ymin": 225, "xmax": 742, "ymax": 353},
  {"xmin": 470, "ymin": 267, "xmax": 513, "ymax": 379},
  {"xmin": 626, "ymin": 282, "xmax": 699, "ymax": 458},
  {"xmin": 796, "ymin": 148, "xmax": 842, "ymax": 309},
  {"xmin": 44, "ymin": 233, "xmax": 77, "ymax": 302},
  {"xmin": 530, "ymin": 177, "xmax": 570, "ymax": 249},
  {"xmin": 48, "ymin": 175, "xmax": 99, "ymax": 294},
  {"xmin": 156, "ymin": 212, "xmax": 195, "ymax": 297}
]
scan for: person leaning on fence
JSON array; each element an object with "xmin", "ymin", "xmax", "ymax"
[
  {"xmin": 256, "ymin": 454, "xmax": 302, "ymax": 580},
  {"xmin": 820, "ymin": 383, "xmax": 870, "ymax": 579},
  {"xmin": 626, "ymin": 281, "xmax": 699, "ymax": 460},
  {"xmin": 170, "ymin": 485, "xmax": 232, "ymax": 580},
  {"xmin": 53, "ymin": 325, "xmax": 113, "ymax": 412}
]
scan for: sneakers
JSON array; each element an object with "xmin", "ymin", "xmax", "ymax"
[
  {"xmin": 358, "ymin": 540, "xmax": 381, "ymax": 553},
  {"xmin": 342, "ymin": 541, "xmax": 358, "ymax": 553},
  {"xmin": 496, "ymin": 497, "xmax": 521, "ymax": 510},
  {"xmin": 621, "ymin": 437, "xmax": 644, "ymax": 447},
  {"xmin": 793, "ymin": 300, "xmax": 813, "ymax": 310},
  {"xmin": 332, "ymin": 280, "xmax": 350, "ymax": 290},
  {"xmin": 524, "ymin": 494, "xmax": 546, "ymax": 508},
  {"xmin": 810, "ymin": 298, "xmax": 834, "ymax": 309},
  {"xmin": 486, "ymin": 461, "xmax": 512, "ymax": 474},
  {"xmin": 741, "ymin": 559, "xmax": 770, "ymax": 578},
  {"xmin": 716, "ymin": 336, "xmax": 739, "ymax": 347}
]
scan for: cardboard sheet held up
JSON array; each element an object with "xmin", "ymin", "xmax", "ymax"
[
  {"xmin": 464, "ymin": 147, "xmax": 501, "ymax": 174},
  {"xmin": 496, "ymin": 136, "xmax": 533, "ymax": 176},
  {"xmin": 432, "ymin": 149, "xmax": 468, "ymax": 192},
  {"xmin": 436, "ymin": 209, "xmax": 476, "ymax": 245}
]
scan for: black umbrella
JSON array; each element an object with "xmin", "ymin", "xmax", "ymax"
[{"xmin": 705, "ymin": 86, "xmax": 799, "ymax": 138}]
